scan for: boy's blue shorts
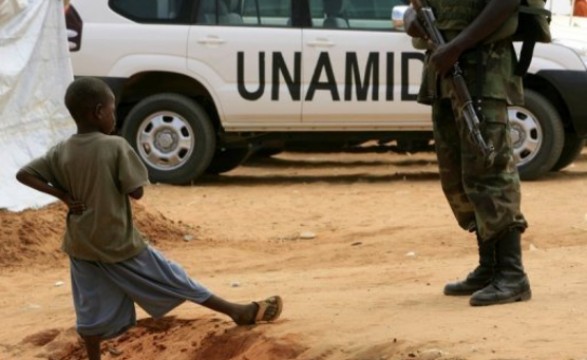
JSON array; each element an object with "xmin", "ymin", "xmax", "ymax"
[{"xmin": 69, "ymin": 246, "xmax": 212, "ymax": 338}]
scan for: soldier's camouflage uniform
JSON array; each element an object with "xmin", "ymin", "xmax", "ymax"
[{"xmin": 417, "ymin": 0, "xmax": 528, "ymax": 242}]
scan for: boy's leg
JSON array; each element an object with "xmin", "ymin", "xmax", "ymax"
[
  {"xmin": 70, "ymin": 256, "xmax": 136, "ymax": 360},
  {"xmin": 109, "ymin": 247, "xmax": 283, "ymax": 324},
  {"xmin": 201, "ymin": 295, "xmax": 256, "ymax": 325},
  {"xmin": 81, "ymin": 335, "xmax": 101, "ymax": 360}
]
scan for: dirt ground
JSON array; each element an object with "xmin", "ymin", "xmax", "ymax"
[{"xmin": 2, "ymin": 146, "xmax": 587, "ymax": 360}]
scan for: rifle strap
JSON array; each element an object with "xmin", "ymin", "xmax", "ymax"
[
  {"xmin": 514, "ymin": 10, "xmax": 538, "ymax": 76},
  {"xmin": 515, "ymin": 40, "xmax": 535, "ymax": 76},
  {"xmin": 513, "ymin": 2, "xmax": 551, "ymax": 76}
]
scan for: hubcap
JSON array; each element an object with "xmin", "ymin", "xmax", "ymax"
[
  {"xmin": 507, "ymin": 106, "xmax": 542, "ymax": 167},
  {"xmin": 154, "ymin": 129, "xmax": 176, "ymax": 151},
  {"xmin": 136, "ymin": 112, "xmax": 195, "ymax": 171}
]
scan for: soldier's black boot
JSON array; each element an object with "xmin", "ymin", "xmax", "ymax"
[
  {"xmin": 444, "ymin": 236, "xmax": 495, "ymax": 296},
  {"xmin": 469, "ymin": 229, "xmax": 531, "ymax": 306}
]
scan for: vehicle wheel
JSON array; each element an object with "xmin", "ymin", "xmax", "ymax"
[
  {"xmin": 122, "ymin": 93, "xmax": 216, "ymax": 184},
  {"xmin": 205, "ymin": 147, "xmax": 251, "ymax": 175},
  {"xmin": 551, "ymin": 132, "xmax": 586, "ymax": 172},
  {"xmin": 508, "ymin": 89, "xmax": 564, "ymax": 180}
]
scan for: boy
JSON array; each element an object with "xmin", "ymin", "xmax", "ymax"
[{"xmin": 16, "ymin": 77, "xmax": 282, "ymax": 360}]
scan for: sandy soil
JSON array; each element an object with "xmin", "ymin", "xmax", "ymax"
[{"xmin": 1, "ymin": 147, "xmax": 587, "ymax": 360}]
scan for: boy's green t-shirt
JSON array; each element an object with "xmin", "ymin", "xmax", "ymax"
[{"xmin": 22, "ymin": 132, "xmax": 150, "ymax": 263}]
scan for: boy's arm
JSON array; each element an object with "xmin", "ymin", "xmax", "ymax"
[
  {"xmin": 16, "ymin": 170, "xmax": 86, "ymax": 214},
  {"xmin": 128, "ymin": 186, "xmax": 144, "ymax": 200},
  {"xmin": 117, "ymin": 140, "xmax": 149, "ymax": 198}
]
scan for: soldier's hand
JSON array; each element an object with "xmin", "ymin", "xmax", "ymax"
[{"xmin": 430, "ymin": 42, "xmax": 462, "ymax": 76}]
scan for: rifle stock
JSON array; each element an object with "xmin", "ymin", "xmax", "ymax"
[{"xmin": 410, "ymin": 0, "xmax": 496, "ymax": 166}]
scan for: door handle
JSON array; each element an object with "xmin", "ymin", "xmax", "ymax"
[
  {"xmin": 307, "ymin": 38, "xmax": 334, "ymax": 47},
  {"xmin": 197, "ymin": 36, "xmax": 226, "ymax": 45}
]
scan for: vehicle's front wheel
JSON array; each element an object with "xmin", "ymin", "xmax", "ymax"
[
  {"xmin": 508, "ymin": 89, "xmax": 564, "ymax": 180},
  {"xmin": 122, "ymin": 94, "xmax": 216, "ymax": 184}
]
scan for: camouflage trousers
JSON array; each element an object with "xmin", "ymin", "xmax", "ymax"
[{"xmin": 432, "ymin": 98, "xmax": 528, "ymax": 242}]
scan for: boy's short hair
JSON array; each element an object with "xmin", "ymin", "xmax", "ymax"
[{"xmin": 64, "ymin": 77, "xmax": 112, "ymax": 123}]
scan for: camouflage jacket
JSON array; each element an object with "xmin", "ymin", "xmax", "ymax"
[{"xmin": 416, "ymin": 0, "xmax": 524, "ymax": 106}]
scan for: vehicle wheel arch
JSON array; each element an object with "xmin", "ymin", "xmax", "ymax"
[
  {"xmin": 511, "ymin": 88, "xmax": 565, "ymax": 180},
  {"xmin": 121, "ymin": 93, "xmax": 217, "ymax": 184},
  {"xmin": 523, "ymin": 73, "xmax": 573, "ymax": 132},
  {"xmin": 522, "ymin": 73, "xmax": 587, "ymax": 174},
  {"xmin": 115, "ymin": 71, "xmax": 222, "ymax": 132}
]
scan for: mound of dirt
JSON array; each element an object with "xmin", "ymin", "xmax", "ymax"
[
  {"xmin": 18, "ymin": 316, "xmax": 306, "ymax": 360},
  {"xmin": 0, "ymin": 202, "xmax": 196, "ymax": 269}
]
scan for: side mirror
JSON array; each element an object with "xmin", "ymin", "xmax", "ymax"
[{"xmin": 391, "ymin": 5, "xmax": 410, "ymax": 30}]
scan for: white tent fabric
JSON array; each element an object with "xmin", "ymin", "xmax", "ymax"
[
  {"xmin": 0, "ymin": 0, "xmax": 75, "ymax": 212},
  {"xmin": 547, "ymin": 0, "xmax": 572, "ymax": 15}
]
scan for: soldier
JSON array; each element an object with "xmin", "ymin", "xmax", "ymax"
[{"xmin": 403, "ymin": 0, "xmax": 531, "ymax": 306}]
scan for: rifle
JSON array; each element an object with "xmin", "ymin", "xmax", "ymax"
[{"xmin": 410, "ymin": 0, "xmax": 496, "ymax": 166}]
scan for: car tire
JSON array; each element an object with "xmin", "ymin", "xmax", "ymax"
[
  {"xmin": 205, "ymin": 147, "xmax": 252, "ymax": 175},
  {"xmin": 509, "ymin": 89, "xmax": 564, "ymax": 181},
  {"xmin": 122, "ymin": 93, "xmax": 216, "ymax": 184},
  {"xmin": 550, "ymin": 132, "xmax": 586, "ymax": 172}
]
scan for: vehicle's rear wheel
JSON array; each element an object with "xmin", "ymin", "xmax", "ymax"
[
  {"xmin": 205, "ymin": 146, "xmax": 252, "ymax": 175},
  {"xmin": 550, "ymin": 132, "xmax": 586, "ymax": 172},
  {"xmin": 509, "ymin": 89, "xmax": 564, "ymax": 180},
  {"xmin": 122, "ymin": 93, "xmax": 216, "ymax": 184}
]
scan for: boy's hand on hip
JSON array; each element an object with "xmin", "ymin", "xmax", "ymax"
[{"xmin": 63, "ymin": 194, "xmax": 86, "ymax": 215}]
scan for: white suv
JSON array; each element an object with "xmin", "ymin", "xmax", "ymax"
[{"xmin": 65, "ymin": 0, "xmax": 587, "ymax": 184}]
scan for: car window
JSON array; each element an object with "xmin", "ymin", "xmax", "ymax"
[
  {"xmin": 109, "ymin": 0, "xmax": 191, "ymax": 23},
  {"xmin": 309, "ymin": 0, "xmax": 407, "ymax": 30},
  {"xmin": 197, "ymin": 0, "xmax": 292, "ymax": 27}
]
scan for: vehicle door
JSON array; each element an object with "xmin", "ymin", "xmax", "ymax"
[
  {"xmin": 187, "ymin": 0, "xmax": 302, "ymax": 129},
  {"xmin": 302, "ymin": 0, "xmax": 429, "ymax": 128}
]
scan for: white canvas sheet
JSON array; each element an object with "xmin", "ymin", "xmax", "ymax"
[{"xmin": 0, "ymin": 0, "xmax": 75, "ymax": 211}]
